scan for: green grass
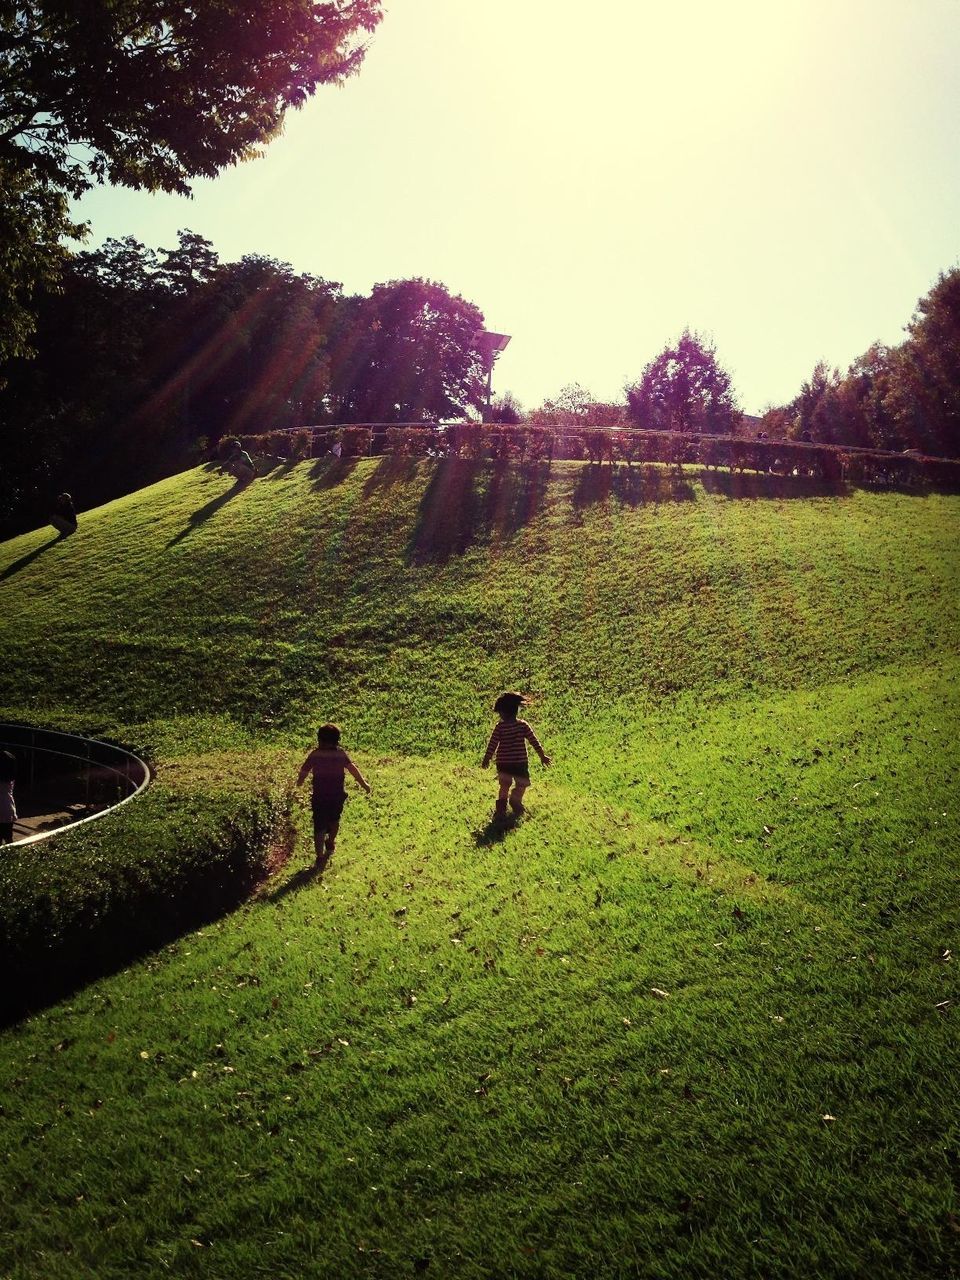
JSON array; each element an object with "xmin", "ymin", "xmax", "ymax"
[{"xmin": 0, "ymin": 457, "xmax": 958, "ymax": 1277}]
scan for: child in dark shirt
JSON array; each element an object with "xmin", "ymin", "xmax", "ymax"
[
  {"xmin": 482, "ymin": 691, "xmax": 550, "ymax": 820},
  {"xmin": 0, "ymin": 750, "xmax": 16, "ymax": 844},
  {"xmin": 50, "ymin": 493, "xmax": 78, "ymax": 537},
  {"xmin": 296, "ymin": 723, "xmax": 370, "ymax": 865}
]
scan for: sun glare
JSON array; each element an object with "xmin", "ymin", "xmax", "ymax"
[{"xmin": 72, "ymin": 0, "xmax": 960, "ymax": 414}]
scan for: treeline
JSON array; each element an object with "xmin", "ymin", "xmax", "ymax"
[
  {"xmin": 1, "ymin": 226, "xmax": 958, "ymax": 537},
  {"xmin": 760, "ymin": 269, "xmax": 960, "ymax": 456},
  {"xmin": 0, "ymin": 232, "xmax": 486, "ymax": 534}
]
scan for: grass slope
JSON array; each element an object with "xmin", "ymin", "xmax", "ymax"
[{"xmin": 0, "ymin": 457, "xmax": 958, "ymax": 1278}]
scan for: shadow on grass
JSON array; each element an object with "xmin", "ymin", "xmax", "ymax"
[
  {"xmin": 407, "ymin": 460, "xmax": 551, "ymax": 565},
  {"xmin": 0, "ymin": 533, "xmax": 65, "ymax": 581},
  {"xmin": 699, "ymin": 470, "xmax": 848, "ymax": 501},
  {"xmin": 473, "ymin": 812, "xmax": 521, "ymax": 846},
  {"xmin": 1, "ymin": 855, "xmax": 268, "ymax": 1029},
  {"xmin": 255, "ymin": 455, "xmax": 304, "ymax": 480},
  {"xmin": 572, "ymin": 464, "xmax": 696, "ymax": 512},
  {"xmin": 263, "ymin": 861, "xmax": 325, "ymax": 903},
  {"xmin": 309, "ymin": 456, "xmax": 360, "ymax": 490},
  {"xmin": 166, "ymin": 479, "xmax": 250, "ymax": 547},
  {"xmin": 362, "ymin": 454, "xmax": 421, "ymax": 496}
]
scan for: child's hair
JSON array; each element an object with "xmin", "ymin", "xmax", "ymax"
[
  {"xmin": 493, "ymin": 691, "xmax": 527, "ymax": 719},
  {"xmin": 316, "ymin": 723, "xmax": 341, "ymax": 747},
  {"xmin": 0, "ymin": 750, "xmax": 15, "ymax": 781}
]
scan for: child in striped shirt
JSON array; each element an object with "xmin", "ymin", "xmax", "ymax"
[{"xmin": 482, "ymin": 691, "xmax": 550, "ymax": 820}]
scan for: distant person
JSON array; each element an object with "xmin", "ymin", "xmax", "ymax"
[
  {"xmin": 50, "ymin": 492, "xmax": 78, "ymax": 537},
  {"xmin": 296, "ymin": 723, "xmax": 370, "ymax": 866},
  {"xmin": 222, "ymin": 438, "xmax": 256, "ymax": 485},
  {"xmin": 482, "ymin": 691, "xmax": 551, "ymax": 821},
  {"xmin": 0, "ymin": 750, "xmax": 16, "ymax": 845}
]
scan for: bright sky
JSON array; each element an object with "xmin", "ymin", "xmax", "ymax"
[{"xmin": 75, "ymin": 0, "xmax": 960, "ymax": 414}]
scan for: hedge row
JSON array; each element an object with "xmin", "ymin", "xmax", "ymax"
[
  {"xmin": 234, "ymin": 424, "xmax": 960, "ymax": 489},
  {"xmin": 0, "ymin": 752, "xmax": 291, "ymax": 1023}
]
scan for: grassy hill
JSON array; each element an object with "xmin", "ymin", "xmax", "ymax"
[{"xmin": 0, "ymin": 456, "xmax": 958, "ymax": 1278}]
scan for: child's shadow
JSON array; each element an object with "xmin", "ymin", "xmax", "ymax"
[
  {"xmin": 473, "ymin": 813, "xmax": 521, "ymax": 847},
  {"xmin": 263, "ymin": 861, "xmax": 324, "ymax": 902}
]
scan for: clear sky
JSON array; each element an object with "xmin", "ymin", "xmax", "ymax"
[{"xmin": 74, "ymin": 0, "xmax": 960, "ymax": 415}]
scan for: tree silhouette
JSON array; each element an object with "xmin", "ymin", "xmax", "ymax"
[
  {"xmin": 0, "ymin": 0, "xmax": 382, "ymax": 361},
  {"xmin": 626, "ymin": 330, "xmax": 740, "ymax": 434}
]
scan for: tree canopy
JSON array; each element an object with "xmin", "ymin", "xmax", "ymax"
[
  {"xmin": 0, "ymin": 0, "xmax": 382, "ymax": 361},
  {"xmin": 331, "ymin": 279, "xmax": 486, "ymax": 423},
  {"xmin": 0, "ymin": 237, "xmax": 492, "ymax": 532},
  {"xmin": 762, "ymin": 269, "xmax": 960, "ymax": 457},
  {"xmin": 625, "ymin": 330, "xmax": 741, "ymax": 434}
]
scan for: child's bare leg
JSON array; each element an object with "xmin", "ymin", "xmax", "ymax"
[
  {"xmin": 509, "ymin": 779, "xmax": 528, "ymax": 813},
  {"xmin": 494, "ymin": 772, "xmax": 511, "ymax": 818},
  {"xmin": 324, "ymin": 820, "xmax": 340, "ymax": 856},
  {"xmin": 312, "ymin": 811, "xmax": 333, "ymax": 861}
]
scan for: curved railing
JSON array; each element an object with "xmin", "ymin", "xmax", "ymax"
[{"xmin": 0, "ymin": 723, "xmax": 150, "ymax": 847}]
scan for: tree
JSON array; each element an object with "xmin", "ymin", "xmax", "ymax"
[
  {"xmin": 626, "ymin": 330, "xmax": 740, "ymax": 433},
  {"xmin": 142, "ymin": 253, "xmax": 341, "ymax": 440},
  {"xmin": 791, "ymin": 360, "xmax": 840, "ymax": 442},
  {"xmin": 885, "ymin": 268, "xmax": 960, "ymax": 457},
  {"xmin": 489, "ymin": 392, "xmax": 523, "ymax": 424},
  {"xmin": 157, "ymin": 230, "xmax": 220, "ymax": 296},
  {"xmin": 0, "ymin": 0, "xmax": 382, "ymax": 361},
  {"xmin": 530, "ymin": 385, "xmax": 625, "ymax": 428},
  {"xmin": 0, "ymin": 156, "xmax": 84, "ymax": 364},
  {"xmin": 332, "ymin": 278, "xmax": 486, "ymax": 422}
]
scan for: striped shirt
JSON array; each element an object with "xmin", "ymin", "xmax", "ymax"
[
  {"xmin": 483, "ymin": 718, "xmax": 545, "ymax": 770},
  {"xmin": 300, "ymin": 747, "xmax": 351, "ymax": 801}
]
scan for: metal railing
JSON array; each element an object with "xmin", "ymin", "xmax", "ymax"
[{"xmin": 0, "ymin": 724, "xmax": 150, "ymax": 847}]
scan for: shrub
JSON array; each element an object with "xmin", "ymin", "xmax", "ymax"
[
  {"xmin": 339, "ymin": 426, "xmax": 373, "ymax": 458},
  {"xmin": 0, "ymin": 751, "xmax": 290, "ymax": 1021},
  {"xmin": 235, "ymin": 424, "xmax": 960, "ymax": 491}
]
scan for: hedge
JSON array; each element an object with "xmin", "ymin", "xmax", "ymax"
[
  {"xmin": 233, "ymin": 424, "xmax": 960, "ymax": 491},
  {"xmin": 0, "ymin": 751, "xmax": 291, "ymax": 1023}
]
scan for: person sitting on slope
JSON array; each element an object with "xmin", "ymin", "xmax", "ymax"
[
  {"xmin": 50, "ymin": 492, "xmax": 78, "ymax": 537},
  {"xmin": 222, "ymin": 438, "xmax": 256, "ymax": 485}
]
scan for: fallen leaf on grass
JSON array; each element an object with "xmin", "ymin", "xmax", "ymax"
[
  {"xmin": 650, "ymin": 988, "xmax": 670, "ymax": 999},
  {"xmin": 821, "ymin": 1114, "xmax": 836, "ymax": 1123}
]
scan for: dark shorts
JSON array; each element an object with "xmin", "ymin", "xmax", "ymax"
[
  {"xmin": 496, "ymin": 762, "xmax": 529, "ymax": 780},
  {"xmin": 312, "ymin": 794, "xmax": 345, "ymax": 827}
]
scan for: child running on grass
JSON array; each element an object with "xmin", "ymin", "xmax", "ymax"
[
  {"xmin": 296, "ymin": 724, "xmax": 370, "ymax": 866},
  {"xmin": 482, "ymin": 691, "xmax": 550, "ymax": 821}
]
